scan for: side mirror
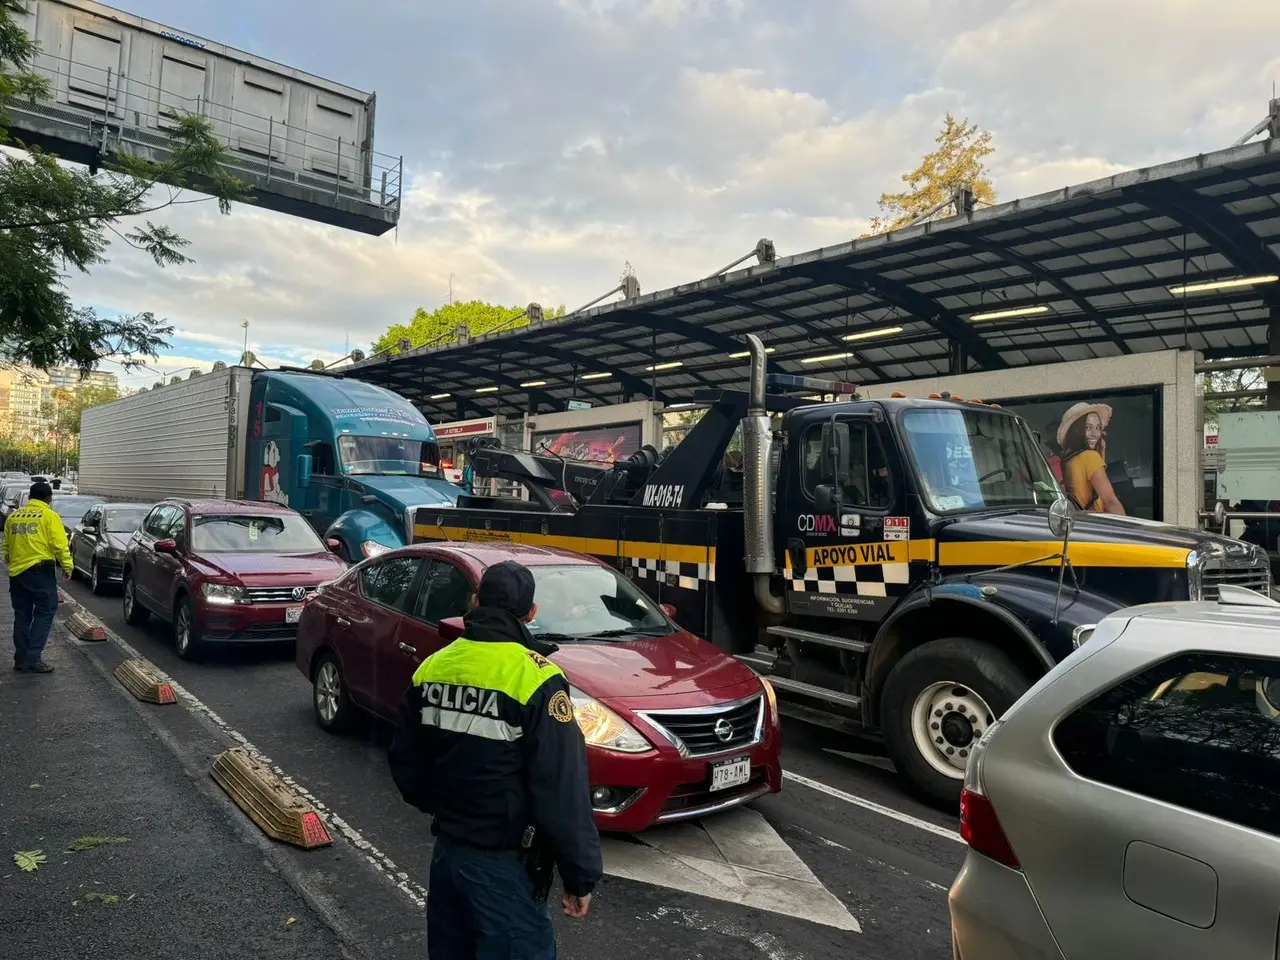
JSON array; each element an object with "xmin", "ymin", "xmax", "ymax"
[
  {"xmin": 1047, "ymin": 496, "xmax": 1075, "ymax": 541},
  {"xmin": 438, "ymin": 616, "xmax": 466, "ymax": 643},
  {"xmin": 659, "ymin": 602, "xmax": 677, "ymax": 618},
  {"xmin": 814, "ymin": 483, "xmax": 837, "ymax": 514},
  {"xmin": 296, "ymin": 453, "xmax": 312, "ymax": 489},
  {"xmin": 154, "ymin": 538, "xmax": 177, "ymax": 554},
  {"xmin": 325, "ymin": 537, "xmax": 343, "ymax": 554},
  {"xmin": 82, "ymin": 522, "xmax": 98, "ymax": 533}
]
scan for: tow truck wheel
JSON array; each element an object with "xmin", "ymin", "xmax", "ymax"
[
  {"xmin": 312, "ymin": 652, "xmax": 352, "ymax": 733},
  {"xmin": 880, "ymin": 637, "xmax": 1031, "ymax": 810}
]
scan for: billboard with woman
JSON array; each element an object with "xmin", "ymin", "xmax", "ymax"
[{"xmin": 993, "ymin": 388, "xmax": 1161, "ymax": 520}]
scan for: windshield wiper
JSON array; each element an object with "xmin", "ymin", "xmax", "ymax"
[{"xmin": 583, "ymin": 628, "xmax": 670, "ymax": 639}]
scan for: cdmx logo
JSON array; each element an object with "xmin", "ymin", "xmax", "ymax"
[{"xmin": 797, "ymin": 514, "xmax": 836, "ymax": 533}]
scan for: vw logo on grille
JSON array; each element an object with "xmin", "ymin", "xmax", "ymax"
[
  {"xmin": 713, "ymin": 718, "xmax": 734, "ymax": 742},
  {"xmin": 291, "ymin": 586, "xmax": 307, "ymax": 601}
]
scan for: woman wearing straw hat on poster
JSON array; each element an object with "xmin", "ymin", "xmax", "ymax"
[{"xmin": 1057, "ymin": 402, "xmax": 1126, "ymax": 515}]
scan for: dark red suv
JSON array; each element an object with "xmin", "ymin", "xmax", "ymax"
[{"xmin": 122, "ymin": 499, "xmax": 348, "ymax": 660}]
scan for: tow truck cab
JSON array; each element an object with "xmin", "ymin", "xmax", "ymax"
[{"xmin": 413, "ymin": 335, "xmax": 1271, "ymax": 806}]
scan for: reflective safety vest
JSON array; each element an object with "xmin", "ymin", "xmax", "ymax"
[
  {"xmin": 387, "ymin": 633, "xmax": 603, "ymax": 897},
  {"xmin": 3, "ymin": 499, "xmax": 73, "ymax": 578}
]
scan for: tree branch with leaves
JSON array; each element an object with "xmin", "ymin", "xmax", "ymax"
[
  {"xmin": 0, "ymin": 0, "xmax": 250, "ymax": 373},
  {"xmin": 868, "ymin": 113, "xmax": 996, "ymax": 235}
]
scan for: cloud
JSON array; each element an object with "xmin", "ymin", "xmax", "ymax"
[{"xmin": 52, "ymin": 0, "xmax": 1280, "ymax": 378}]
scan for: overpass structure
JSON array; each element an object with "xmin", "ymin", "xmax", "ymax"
[{"xmin": 8, "ymin": 0, "xmax": 400, "ymax": 235}]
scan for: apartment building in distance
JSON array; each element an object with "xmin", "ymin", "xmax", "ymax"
[{"xmin": 0, "ymin": 366, "xmax": 119, "ymax": 441}]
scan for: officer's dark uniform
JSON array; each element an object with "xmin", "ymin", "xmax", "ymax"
[{"xmin": 388, "ymin": 560, "xmax": 602, "ymax": 960}]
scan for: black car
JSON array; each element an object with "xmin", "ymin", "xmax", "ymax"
[{"xmin": 70, "ymin": 501, "xmax": 150, "ymax": 594}]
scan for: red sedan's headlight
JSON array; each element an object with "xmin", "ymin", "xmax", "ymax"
[
  {"xmin": 568, "ymin": 686, "xmax": 652, "ymax": 753},
  {"xmin": 761, "ymin": 678, "xmax": 780, "ymax": 729}
]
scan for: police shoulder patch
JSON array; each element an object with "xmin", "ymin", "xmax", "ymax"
[
  {"xmin": 525, "ymin": 649, "xmax": 551, "ymax": 669},
  {"xmin": 547, "ymin": 690, "xmax": 574, "ymax": 724}
]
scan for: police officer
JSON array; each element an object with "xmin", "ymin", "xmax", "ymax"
[
  {"xmin": 389, "ymin": 559, "xmax": 602, "ymax": 960},
  {"xmin": 3, "ymin": 481, "xmax": 73, "ymax": 674}
]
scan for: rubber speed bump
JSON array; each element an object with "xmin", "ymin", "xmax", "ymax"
[
  {"xmin": 113, "ymin": 658, "xmax": 177, "ymax": 705},
  {"xmin": 66, "ymin": 610, "xmax": 107, "ymax": 642},
  {"xmin": 210, "ymin": 748, "xmax": 332, "ymax": 850}
]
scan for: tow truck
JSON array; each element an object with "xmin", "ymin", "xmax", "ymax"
[{"xmin": 412, "ymin": 335, "xmax": 1271, "ymax": 805}]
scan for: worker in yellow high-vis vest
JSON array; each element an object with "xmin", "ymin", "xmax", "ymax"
[{"xmin": 2, "ymin": 481, "xmax": 73, "ymax": 674}]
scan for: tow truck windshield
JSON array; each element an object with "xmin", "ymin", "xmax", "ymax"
[
  {"xmin": 338, "ymin": 435, "xmax": 441, "ymax": 478},
  {"xmin": 901, "ymin": 407, "xmax": 1060, "ymax": 513},
  {"xmin": 526, "ymin": 564, "xmax": 670, "ymax": 640}
]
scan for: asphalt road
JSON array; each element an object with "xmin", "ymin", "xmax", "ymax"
[{"xmin": 61, "ymin": 576, "xmax": 964, "ymax": 960}]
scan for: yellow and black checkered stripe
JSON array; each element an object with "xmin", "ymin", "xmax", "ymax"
[{"xmin": 414, "ymin": 524, "xmax": 716, "ymax": 591}]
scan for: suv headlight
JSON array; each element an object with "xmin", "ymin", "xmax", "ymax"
[
  {"xmin": 568, "ymin": 686, "xmax": 651, "ymax": 753},
  {"xmin": 203, "ymin": 583, "xmax": 247, "ymax": 605}
]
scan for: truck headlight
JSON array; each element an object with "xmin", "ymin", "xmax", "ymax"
[
  {"xmin": 203, "ymin": 583, "xmax": 246, "ymax": 605},
  {"xmin": 568, "ymin": 686, "xmax": 651, "ymax": 753},
  {"xmin": 361, "ymin": 540, "xmax": 390, "ymax": 559}
]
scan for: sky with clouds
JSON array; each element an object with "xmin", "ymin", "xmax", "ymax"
[{"xmin": 60, "ymin": 0, "xmax": 1280, "ymax": 390}]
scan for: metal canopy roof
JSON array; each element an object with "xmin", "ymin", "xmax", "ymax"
[{"xmin": 348, "ymin": 137, "xmax": 1280, "ymax": 423}]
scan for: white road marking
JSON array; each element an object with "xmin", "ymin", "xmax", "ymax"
[
  {"xmin": 603, "ymin": 808, "xmax": 860, "ymax": 932},
  {"xmin": 55, "ymin": 591, "xmax": 431, "ymax": 908},
  {"xmin": 782, "ymin": 771, "xmax": 963, "ymax": 844},
  {"xmin": 648, "ymin": 906, "xmax": 813, "ymax": 960}
]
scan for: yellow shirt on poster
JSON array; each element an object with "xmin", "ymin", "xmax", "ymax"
[{"xmin": 1064, "ymin": 450, "xmax": 1106, "ymax": 512}]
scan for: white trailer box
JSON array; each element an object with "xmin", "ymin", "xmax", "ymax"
[{"xmin": 79, "ymin": 367, "xmax": 253, "ymax": 502}]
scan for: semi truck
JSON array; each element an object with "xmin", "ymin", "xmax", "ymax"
[
  {"xmin": 410, "ymin": 335, "xmax": 1271, "ymax": 806},
  {"xmin": 79, "ymin": 366, "xmax": 461, "ymax": 560}
]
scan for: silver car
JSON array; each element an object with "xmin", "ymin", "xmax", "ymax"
[{"xmin": 950, "ymin": 585, "xmax": 1280, "ymax": 959}]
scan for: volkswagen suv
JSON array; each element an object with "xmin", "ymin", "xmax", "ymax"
[{"xmin": 122, "ymin": 499, "xmax": 348, "ymax": 659}]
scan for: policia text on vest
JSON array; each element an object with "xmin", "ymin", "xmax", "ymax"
[{"xmin": 389, "ymin": 561, "xmax": 602, "ymax": 959}]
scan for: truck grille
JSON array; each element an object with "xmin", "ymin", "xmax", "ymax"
[
  {"xmin": 639, "ymin": 696, "xmax": 764, "ymax": 758},
  {"xmin": 1203, "ymin": 561, "xmax": 1271, "ymax": 600},
  {"xmin": 244, "ymin": 586, "xmax": 315, "ymax": 604}
]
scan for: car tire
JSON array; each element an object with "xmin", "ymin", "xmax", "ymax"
[
  {"xmin": 880, "ymin": 637, "xmax": 1032, "ymax": 811},
  {"xmin": 122, "ymin": 572, "xmax": 150, "ymax": 626},
  {"xmin": 173, "ymin": 596, "xmax": 203, "ymax": 661},
  {"xmin": 312, "ymin": 652, "xmax": 353, "ymax": 733},
  {"xmin": 90, "ymin": 561, "xmax": 107, "ymax": 595}
]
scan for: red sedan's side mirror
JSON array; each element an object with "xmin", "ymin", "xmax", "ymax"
[
  {"xmin": 326, "ymin": 538, "xmax": 342, "ymax": 554},
  {"xmin": 154, "ymin": 538, "xmax": 177, "ymax": 554},
  {"xmin": 438, "ymin": 616, "xmax": 466, "ymax": 643},
  {"xmin": 659, "ymin": 603, "xmax": 677, "ymax": 618}
]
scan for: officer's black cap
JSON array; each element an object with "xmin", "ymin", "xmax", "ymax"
[
  {"xmin": 29, "ymin": 481, "xmax": 53, "ymax": 502},
  {"xmin": 477, "ymin": 560, "xmax": 535, "ymax": 617}
]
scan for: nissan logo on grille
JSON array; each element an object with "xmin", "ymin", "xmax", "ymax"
[
  {"xmin": 713, "ymin": 718, "xmax": 734, "ymax": 742},
  {"xmin": 291, "ymin": 586, "xmax": 307, "ymax": 601}
]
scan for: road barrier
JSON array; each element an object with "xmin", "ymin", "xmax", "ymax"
[
  {"xmin": 65, "ymin": 610, "xmax": 107, "ymax": 642},
  {"xmin": 113, "ymin": 658, "xmax": 178, "ymax": 705},
  {"xmin": 210, "ymin": 748, "xmax": 332, "ymax": 850}
]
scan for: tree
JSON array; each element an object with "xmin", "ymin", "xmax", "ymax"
[
  {"xmin": 371, "ymin": 299, "xmax": 571, "ymax": 355},
  {"xmin": 1204, "ymin": 367, "xmax": 1265, "ymax": 427},
  {"xmin": 0, "ymin": 0, "xmax": 250, "ymax": 373},
  {"xmin": 372, "ymin": 300, "xmax": 568, "ymax": 356},
  {"xmin": 869, "ymin": 113, "xmax": 995, "ymax": 234}
]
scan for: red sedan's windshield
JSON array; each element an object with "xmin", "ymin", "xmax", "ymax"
[
  {"xmin": 191, "ymin": 514, "xmax": 325, "ymax": 554},
  {"xmin": 526, "ymin": 564, "xmax": 670, "ymax": 640}
]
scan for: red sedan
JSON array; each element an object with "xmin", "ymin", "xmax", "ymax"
[{"xmin": 295, "ymin": 542, "xmax": 782, "ymax": 832}]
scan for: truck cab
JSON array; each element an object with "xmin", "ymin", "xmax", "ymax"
[{"xmin": 246, "ymin": 372, "xmax": 461, "ymax": 560}]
